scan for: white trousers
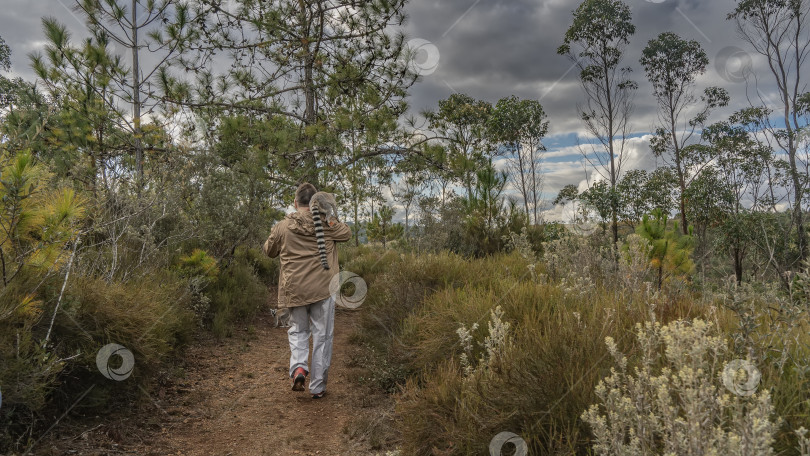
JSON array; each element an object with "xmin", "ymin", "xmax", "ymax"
[{"xmin": 287, "ymin": 296, "xmax": 335, "ymax": 394}]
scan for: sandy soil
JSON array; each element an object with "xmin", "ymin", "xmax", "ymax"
[{"xmin": 31, "ymin": 291, "xmax": 395, "ymax": 456}]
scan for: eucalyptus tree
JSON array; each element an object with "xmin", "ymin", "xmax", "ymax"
[
  {"xmin": 424, "ymin": 93, "xmax": 494, "ymax": 200},
  {"xmin": 558, "ymin": 0, "xmax": 637, "ymax": 245},
  {"xmin": 553, "ymin": 184, "xmax": 580, "ymax": 208},
  {"xmin": 729, "ymin": 0, "xmax": 810, "ymax": 261},
  {"xmin": 488, "ymin": 95, "xmax": 549, "ymax": 225},
  {"xmin": 701, "ymin": 119, "xmax": 773, "ymax": 283},
  {"xmin": 616, "ymin": 168, "xmax": 677, "ymax": 230},
  {"xmin": 0, "ymin": 34, "xmax": 15, "ymax": 114},
  {"xmin": 640, "ymin": 32, "xmax": 729, "ymax": 234},
  {"xmin": 391, "ymin": 169, "xmax": 425, "ymax": 237},
  {"xmin": 164, "ymin": 0, "xmax": 417, "ymax": 186},
  {"xmin": 683, "ymin": 167, "xmax": 735, "ymax": 271},
  {"xmin": 0, "ymin": 36, "xmax": 39, "ymax": 137},
  {"xmin": 578, "ymin": 180, "xmax": 616, "ymax": 232},
  {"xmin": 0, "ymin": 36, "xmax": 9, "ymax": 72}
]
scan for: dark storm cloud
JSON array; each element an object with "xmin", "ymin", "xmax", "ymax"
[
  {"xmin": 395, "ymin": 0, "xmax": 791, "ymax": 217},
  {"xmin": 403, "ymin": 0, "xmax": 755, "ymax": 137},
  {"xmin": 1, "ymin": 0, "xmax": 768, "ymax": 132},
  {"xmin": 1, "ymin": 0, "xmax": 798, "ymax": 205},
  {"xmin": 1, "ymin": 0, "xmax": 89, "ymax": 78}
]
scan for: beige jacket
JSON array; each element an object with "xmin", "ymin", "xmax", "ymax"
[{"xmin": 263, "ymin": 210, "xmax": 352, "ymax": 308}]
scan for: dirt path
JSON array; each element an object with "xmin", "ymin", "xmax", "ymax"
[{"xmin": 38, "ymin": 293, "xmax": 395, "ymax": 456}]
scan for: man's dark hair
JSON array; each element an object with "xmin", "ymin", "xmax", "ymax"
[{"xmin": 295, "ymin": 182, "xmax": 317, "ymax": 205}]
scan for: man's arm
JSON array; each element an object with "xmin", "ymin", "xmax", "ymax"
[
  {"xmin": 326, "ymin": 222, "xmax": 352, "ymax": 243},
  {"xmin": 263, "ymin": 223, "xmax": 283, "ymax": 258}
]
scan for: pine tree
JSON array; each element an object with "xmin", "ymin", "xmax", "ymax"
[
  {"xmin": 635, "ymin": 209, "xmax": 694, "ymax": 290},
  {"xmin": 0, "ymin": 150, "xmax": 85, "ymax": 288},
  {"xmin": 366, "ymin": 204, "xmax": 401, "ymax": 248},
  {"xmin": 164, "ymin": 0, "xmax": 415, "ymax": 185}
]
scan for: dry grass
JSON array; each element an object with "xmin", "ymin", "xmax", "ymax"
[{"xmin": 344, "ymin": 243, "xmax": 810, "ymax": 455}]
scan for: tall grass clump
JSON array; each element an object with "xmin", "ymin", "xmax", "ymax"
[
  {"xmin": 0, "ymin": 269, "xmax": 196, "ymax": 451},
  {"xmin": 395, "ymin": 262, "xmax": 703, "ymax": 455},
  {"xmin": 349, "ymin": 228, "xmax": 716, "ymax": 455},
  {"xmin": 346, "ymin": 246, "xmax": 529, "ymax": 392},
  {"xmin": 352, "ymin": 226, "xmax": 810, "ymax": 455}
]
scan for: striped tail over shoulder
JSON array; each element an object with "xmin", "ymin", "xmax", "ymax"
[{"xmin": 311, "ymin": 202, "xmax": 330, "ymax": 270}]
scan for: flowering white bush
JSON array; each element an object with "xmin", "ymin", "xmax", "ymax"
[
  {"xmin": 504, "ymin": 228, "xmax": 538, "ymax": 282},
  {"xmin": 456, "ymin": 306, "xmax": 512, "ymax": 378},
  {"xmin": 456, "ymin": 321, "xmax": 479, "ymax": 378},
  {"xmin": 483, "ymin": 306, "xmax": 511, "ymax": 368},
  {"xmin": 583, "ymin": 318, "xmax": 781, "ymax": 456},
  {"xmin": 798, "ymin": 427, "xmax": 810, "ymax": 456}
]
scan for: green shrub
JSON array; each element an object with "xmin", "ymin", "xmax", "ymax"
[
  {"xmin": 207, "ymin": 257, "xmax": 269, "ymax": 339},
  {"xmin": 235, "ymin": 245, "xmax": 280, "ymax": 285},
  {"xmin": 0, "ymin": 270, "xmax": 195, "ymax": 451},
  {"xmin": 177, "ymin": 248, "xmax": 220, "ymax": 278},
  {"xmin": 172, "ymin": 246, "xmax": 273, "ymax": 337}
]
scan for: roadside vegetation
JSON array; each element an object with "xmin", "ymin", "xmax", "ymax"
[{"xmin": 2, "ymin": 0, "xmax": 810, "ymax": 454}]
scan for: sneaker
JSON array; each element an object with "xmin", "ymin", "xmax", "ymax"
[
  {"xmin": 312, "ymin": 391, "xmax": 326, "ymax": 399},
  {"xmin": 292, "ymin": 367, "xmax": 307, "ymax": 391}
]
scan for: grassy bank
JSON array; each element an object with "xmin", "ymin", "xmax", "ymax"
[
  {"xmin": 0, "ymin": 246, "xmax": 278, "ymax": 453},
  {"xmin": 343, "ymin": 241, "xmax": 810, "ymax": 455}
]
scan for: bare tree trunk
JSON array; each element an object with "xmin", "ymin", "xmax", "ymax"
[
  {"xmin": 670, "ymin": 106, "xmax": 688, "ymax": 235},
  {"xmin": 354, "ymin": 199, "xmax": 359, "ymax": 246},
  {"xmin": 131, "ymin": 0, "xmax": 143, "ymax": 190},
  {"xmin": 299, "ymin": 0, "xmax": 320, "ymax": 186},
  {"xmin": 605, "ymin": 60, "xmax": 619, "ymax": 247},
  {"xmin": 734, "ymin": 246, "xmax": 743, "ymax": 285}
]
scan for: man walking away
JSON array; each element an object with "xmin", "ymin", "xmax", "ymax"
[{"xmin": 263, "ymin": 183, "xmax": 351, "ymax": 399}]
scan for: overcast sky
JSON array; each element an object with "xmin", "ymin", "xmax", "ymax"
[
  {"xmin": 397, "ymin": 0, "xmax": 787, "ymax": 217},
  {"xmin": 0, "ymin": 0, "xmax": 795, "ymax": 220}
]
